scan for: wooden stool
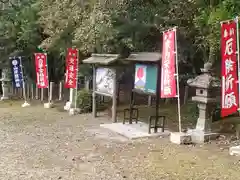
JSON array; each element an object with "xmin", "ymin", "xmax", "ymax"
[
  {"xmin": 148, "ymin": 115, "xmax": 166, "ymax": 134},
  {"xmin": 123, "ymin": 107, "xmax": 139, "ymax": 124}
]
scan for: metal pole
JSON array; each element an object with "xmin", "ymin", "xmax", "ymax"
[
  {"xmin": 112, "ymin": 69, "xmax": 117, "ymax": 123},
  {"xmin": 235, "ymin": 16, "xmax": 240, "ymax": 112},
  {"xmin": 174, "ymin": 27, "xmax": 182, "ymax": 133},
  {"xmin": 45, "ymin": 53, "xmax": 50, "ymax": 103},
  {"xmin": 74, "ymin": 50, "xmax": 79, "ymax": 110},
  {"xmin": 19, "ymin": 57, "xmax": 27, "ymax": 103},
  {"xmin": 92, "ymin": 65, "xmax": 97, "ymax": 117}
]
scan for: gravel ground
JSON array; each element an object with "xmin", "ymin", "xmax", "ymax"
[{"xmin": 0, "ymin": 102, "xmax": 240, "ymax": 180}]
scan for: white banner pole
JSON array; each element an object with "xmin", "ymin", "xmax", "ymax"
[
  {"xmin": 235, "ymin": 16, "xmax": 240, "ymax": 112},
  {"xmin": 174, "ymin": 27, "xmax": 182, "ymax": 133},
  {"xmin": 19, "ymin": 57, "xmax": 27, "ymax": 103},
  {"xmin": 74, "ymin": 50, "xmax": 79, "ymax": 110},
  {"xmin": 19, "ymin": 57, "xmax": 30, "ymax": 107}
]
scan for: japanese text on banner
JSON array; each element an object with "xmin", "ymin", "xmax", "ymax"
[
  {"xmin": 64, "ymin": 48, "xmax": 78, "ymax": 89},
  {"xmin": 160, "ymin": 29, "xmax": 177, "ymax": 98},
  {"xmin": 34, "ymin": 53, "xmax": 48, "ymax": 88},
  {"xmin": 10, "ymin": 57, "xmax": 23, "ymax": 88},
  {"xmin": 221, "ymin": 21, "xmax": 239, "ymax": 117}
]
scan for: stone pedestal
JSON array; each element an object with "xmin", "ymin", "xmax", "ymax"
[
  {"xmin": 186, "ymin": 63, "xmax": 220, "ymax": 144},
  {"xmin": 187, "ymin": 99, "xmax": 218, "ymax": 143}
]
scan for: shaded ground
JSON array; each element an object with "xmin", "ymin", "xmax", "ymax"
[{"xmin": 0, "ymin": 101, "xmax": 239, "ymax": 180}]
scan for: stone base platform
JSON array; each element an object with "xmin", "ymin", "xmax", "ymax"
[
  {"xmin": 170, "ymin": 132, "xmax": 191, "ymax": 145},
  {"xmin": 170, "ymin": 130, "xmax": 219, "ymax": 145},
  {"xmin": 187, "ymin": 129, "xmax": 219, "ymax": 144},
  {"xmin": 100, "ymin": 122, "xmax": 170, "ymax": 140}
]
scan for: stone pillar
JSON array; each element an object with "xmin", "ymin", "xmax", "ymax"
[
  {"xmin": 195, "ymin": 103, "xmax": 212, "ymax": 132},
  {"xmin": 1, "ymin": 81, "xmax": 9, "ymax": 100},
  {"xmin": 0, "ymin": 68, "xmax": 10, "ymax": 100}
]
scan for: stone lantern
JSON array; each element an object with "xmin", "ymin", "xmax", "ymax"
[
  {"xmin": 0, "ymin": 68, "xmax": 11, "ymax": 100},
  {"xmin": 187, "ymin": 62, "xmax": 220, "ymax": 143}
]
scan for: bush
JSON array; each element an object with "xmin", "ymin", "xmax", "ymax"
[
  {"xmin": 76, "ymin": 89, "xmax": 92, "ymax": 113},
  {"xmin": 76, "ymin": 89, "xmax": 113, "ymax": 113}
]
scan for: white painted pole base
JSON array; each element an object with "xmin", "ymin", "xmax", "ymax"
[
  {"xmin": 21, "ymin": 101, "xmax": 30, "ymax": 108},
  {"xmin": 44, "ymin": 102, "xmax": 54, "ymax": 109},
  {"xmin": 69, "ymin": 108, "xmax": 80, "ymax": 116},
  {"xmin": 64, "ymin": 101, "xmax": 72, "ymax": 111}
]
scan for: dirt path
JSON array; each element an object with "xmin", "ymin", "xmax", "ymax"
[{"xmin": 0, "ymin": 103, "xmax": 239, "ymax": 180}]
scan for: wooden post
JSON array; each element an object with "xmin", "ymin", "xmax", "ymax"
[
  {"xmin": 31, "ymin": 83, "xmax": 34, "ymax": 100},
  {"xmin": 184, "ymin": 85, "xmax": 189, "ymax": 105},
  {"xmin": 128, "ymin": 71, "xmax": 135, "ymax": 124},
  {"xmin": 27, "ymin": 82, "xmax": 30, "ymax": 99},
  {"xmin": 112, "ymin": 69, "xmax": 117, "ymax": 123},
  {"xmin": 92, "ymin": 66, "xmax": 97, "ymax": 117},
  {"xmin": 155, "ymin": 67, "xmax": 160, "ymax": 133},
  {"xmin": 59, "ymin": 81, "xmax": 63, "ymax": 101},
  {"xmin": 148, "ymin": 95, "xmax": 152, "ymax": 106},
  {"xmin": 41, "ymin": 88, "xmax": 44, "ymax": 102},
  {"xmin": 116, "ymin": 82, "xmax": 120, "ymax": 105},
  {"xmin": 49, "ymin": 82, "xmax": 54, "ymax": 102},
  {"xmin": 35, "ymin": 86, "xmax": 39, "ymax": 99},
  {"xmin": 84, "ymin": 76, "xmax": 90, "ymax": 90}
]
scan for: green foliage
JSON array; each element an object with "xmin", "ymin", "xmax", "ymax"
[
  {"xmin": 76, "ymin": 89, "xmax": 92, "ymax": 113},
  {"xmin": 1, "ymin": 0, "xmax": 240, "ymax": 80}
]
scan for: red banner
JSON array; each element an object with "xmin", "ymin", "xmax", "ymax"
[
  {"xmin": 221, "ymin": 21, "xmax": 239, "ymax": 117},
  {"xmin": 64, "ymin": 48, "xmax": 78, "ymax": 88},
  {"xmin": 35, "ymin": 53, "xmax": 48, "ymax": 88},
  {"xmin": 160, "ymin": 29, "xmax": 177, "ymax": 98}
]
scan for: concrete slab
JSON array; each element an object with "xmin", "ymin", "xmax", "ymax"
[
  {"xmin": 100, "ymin": 122, "xmax": 170, "ymax": 140},
  {"xmin": 229, "ymin": 145, "xmax": 240, "ymax": 156}
]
